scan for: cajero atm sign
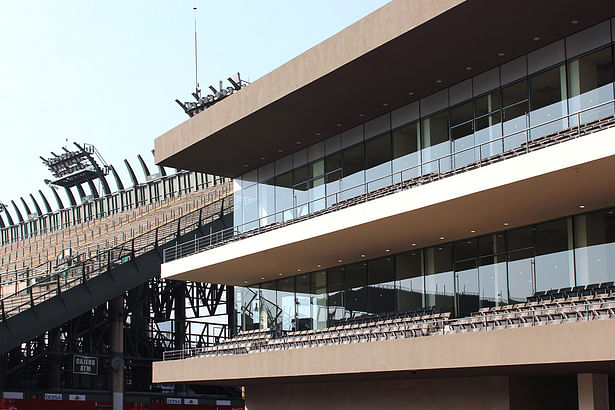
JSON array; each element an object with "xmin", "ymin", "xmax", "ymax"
[{"xmin": 73, "ymin": 355, "xmax": 98, "ymax": 375}]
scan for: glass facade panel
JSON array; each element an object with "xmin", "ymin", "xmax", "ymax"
[
  {"xmin": 479, "ymin": 254, "xmax": 508, "ymax": 308},
  {"xmin": 568, "ymin": 47, "xmax": 615, "ymax": 124},
  {"xmin": 421, "ymin": 111, "xmax": 450, "ymax": 174},
  {"xmin": 365, "ymin": 133, "xmax": 392, "ymax": 191},
  {"xmin": 502, "ymin": 80, "xmax": 529, "ymax": 150},
  {"xmin": 277, "ymin": 277, "xmax": 295, "ymax": 331},
  {"xmin": 345, "ymin": 262, "xmax": 368, "ymax": 320},
  {"xmin": 368, "ymin": 256, "xmax": 396, "ymax": 313},
  {"xmin": 311, "ymin": 271, "xmax": 328, "ymax": 330},
  {"xmin": 455, "ymin": 259, "xmax": 478, "ymax": 317},
  {"xmin": 392, "ymin": 122, "xmax": 421, "ymax": 181},
  {"xmin": 341, "ymin": 144, "xmax": 365, "ymax": 200},
  {"xmin": 295, "ymin": 273, "xmax": 312, "ymax": 331},
  {"xmin": 259, "ymin": 281, "xmax": 278, "ymax": 330},
  {"xmin": 396, "ymin": 250, "xmax": 424, "ymax": 312},
  {"xmin": 529, "ymin": 65, "xmax": 568, "ymax": 139},
  {"xmin": 327, "ymin": 267, "xmax": 345, "ymax": 326},
  {"xmin": 534, "ymin": 218, "xmax": 574, "ymax": 291},
  {"xmin": 574, "ymin": 209, "xmax": 615, "ymax": 285},
  {"xmin": 424, "ymin": 244, "xmax": 454, "ymax": 312}
]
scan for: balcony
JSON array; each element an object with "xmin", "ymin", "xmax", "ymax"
[{"xmin": 161, "ymin": 105, "xmax": 615, "ymax": 286}]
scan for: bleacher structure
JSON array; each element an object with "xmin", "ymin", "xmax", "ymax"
[{"xmin": 0, "ymin": 152, "xmax": 243, "ymax": 407}]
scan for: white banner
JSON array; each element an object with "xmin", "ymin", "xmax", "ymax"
[
  {"xmin": 45, "ymin": 393, "xmax": 63, "ymax": 400},
  {"xmin": 184, "ymin": 398, "xmax": 198, "ymax": 405},
  {"xmin": 69, "ymin": 394, "xmax": 86, "ymax": 401},
  {"xmin": 167, "ymin": 397, "xmax": 182, "ymax": 404},
  {"xmin": 3, "ymin": 392, "xmax": 23, "ymax": 399},
  {"xmin": 216, "ymin": 400, "xmax": 232, "ymax": 405}
]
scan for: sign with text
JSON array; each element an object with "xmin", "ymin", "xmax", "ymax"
[
  {"xmin": 69, "ymin": 394, "xmax": 86, "ymax": 401},
  {"xmin": 167, "ymin": 398, "xmax": 182, "ymax": 404},
  {"xmin": 73, "ymin": 355, "xmax": 98, "ymax": 375},
  {"xmin": 184, "ymin": 398, "xmax": 198, "ymax": 405},
  {"xmin": 44, "ymin": 393, "xmax": 62, "ymax": 400}
]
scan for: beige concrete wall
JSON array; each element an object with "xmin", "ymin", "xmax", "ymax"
[
  {"xmin": 153, "ymin": 320, "xmax": 615, "ymax": 385},
  {"xmin": 245, "ymin": 376, "xmax": 511, "ymax": 410}
]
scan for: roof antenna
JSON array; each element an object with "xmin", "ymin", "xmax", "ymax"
[{"xmin": 193, "ymin": 1, "xmax": 200, "ymax": 98}]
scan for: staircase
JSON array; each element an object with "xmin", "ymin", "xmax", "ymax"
[{"xmin": 0, "ymin": 192, "xmax": 233, "ymax": 355}]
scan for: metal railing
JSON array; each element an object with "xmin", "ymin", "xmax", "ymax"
[
  {"xmin": 163, "ymin": 100, "xmax": 615, "ymax": 264},
  {"xmin": 0, "ymin": 186, "xmax": 233, "ymax": 320}
]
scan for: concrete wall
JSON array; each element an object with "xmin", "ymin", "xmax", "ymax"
[{"xmin": 245, "ymin": 376, "xmax": 511, "ymax": 410}]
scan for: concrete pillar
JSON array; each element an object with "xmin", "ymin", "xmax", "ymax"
[
  {"xmin": 578, "ymin": 373, "xmax": 609, "ymax": 410},
  {"xmin": 110, "ymin": 296, "xmax": 124, "ymax": 410},
  {"xmin": 173, "ymin": 282, "xmax": 186, "ymax": 394}
]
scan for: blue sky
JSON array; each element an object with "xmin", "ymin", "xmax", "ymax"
[{"xmin": 0, "ymin": 0, "xmax": 390, "ymax": 211}]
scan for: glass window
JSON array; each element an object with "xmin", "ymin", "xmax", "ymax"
[
  {"xmin": 479, "ymin": 232, "xmax": 506, "ymax": 256},
  {"xmin": 529, "ymin": 65, "xmax": 568, "ymax": 139},
  {"xmin": 534, "ymin": 218, "xmax": 574, "ymax": 291},
  {"xmin": 396, "ymin": 250, "xmax": 424, "ymax": 312},
  {"xmin": 454, "ymin": 237, "xmax": 478, "ymax": 261},
  {"xmin": 424, "ymin": 244, "xmax": 454, "ymax": 312},
  {"xmin": 341, "ymin": 143, "xmax": 365, "ymax": 200},
  {"xmin": 242, "ymin": 184, "xmax": 258, "ymax": 230},
  {"xmin": 367, "ymin": 256, "xmax": 395, "ymax": 314},
  {"xmin": 325, "ymin": 152, "xmax": 342, "ymax": 207},
  {"xmin": 277, "ymin": 277, "xmax": 295, "ymax": 331},
  {"xmin": 574, "ymin": 209, "xmax": 615, "ymax": 286},
  {"xmin": 421, "ymin": 111, "xmax": 450, "ymax": 174},
  {"xmin": 392, "ymin": 122, "xmax": 421, "ymax": 181},
  {"xmin": 327, "ymin": 267, "xmax": 345, "ymax": 326},
  {"xmin": 568, "ymin": 47, "xmax": 615, "ymax": 124},
  {"xmin": 295, "ymin": 274, "xmax": 312, "ymax": 330},
  {"xmin": 365, "ymin": 133, "xmax": 392, "ymax": 191},
  {"xmin": 311, "ymin": 270, "xmax": 328, "ymax": 330},
  {"xmin": 479, "ymin": 253, "xmax": 508, "ymax": 308},
  {"xmin": 455, "ymin": 259, "xmax": 478, "ymax": 317},
  {"xmin": 259, "ymin": 281, "xmax": 278, "ymax": 330},
  {"xmin": 258, "ymin": 177, "xmax": 276, "ymax": 227},
  {"xmin": 275, "ymin": 171, "xmax": 294, "ymax": 223},
  {"xmin": 507, "ymin": 248, "xmax": 535, "ymax": 303},
  {"xmin": 502, "ymin": 80, "xmax": 529, "ymax": 151},
  {"xmin": 475, "ymin": 91, "xmax": 501, "ymax": 116},
  {"xmin": 451, "ymin": 102, "xmax": 475, "ymax": 169},
  {"xmin": 345, "ymin": 262, "xmax": 368, "ymax": 320},
  {"xmin": 235, "ymin": 286, "xmax": 259, "ymax": 332}
]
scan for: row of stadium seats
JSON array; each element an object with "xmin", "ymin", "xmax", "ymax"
[
  {"xmin": 163, "ymin": 285, "xmax": 615, "ymax": 360},
  {"xmin": 526, "ymin": 282, "xmax": 615, "ymax": 302},
  {"xmin": 0, "ymin": 181, "xmax": 232, "ymax": 301},
  {"xmin": 0, "ymin": 181, "xmax": 231, "ymax": 272}
]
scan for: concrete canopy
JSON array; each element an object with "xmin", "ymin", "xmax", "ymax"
[{"xmin": 155, "ymin": 0, "xmax": 615, "ymax": 178}]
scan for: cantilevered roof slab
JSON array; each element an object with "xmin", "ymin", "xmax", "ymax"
[{"xmin": 155, "ymin": 0, "xmax": 615, "ymax": 177}]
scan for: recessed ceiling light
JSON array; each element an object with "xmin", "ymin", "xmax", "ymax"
[
  {"xmin": 382, "ymin": 103, "xmax": 389, "ymax": 107},
  {"xmin": 296, "ymin": 141, "xmax": 302, "ymax": 145},
  {"xmin": 439, "ymin": 236, "xmax": 445, "ymax": 240},
  {"xmin": 436, "ymin": 79, "xmax": 443, "ymax": 84},
  {"xmin": 277, "ymin": 149, "xmax": 283, "ymax": 153},
  {"xmin": 243, "ymin": 164, "xmax": 249, "ymax": 167},
  {"xmin": 408, "ymin": 91, "xmax": 414, "ymax": 96},
  {"xmin": 503, "ymin": 222, "xmax": 510, "ymax": 226},
  {"xmin": 315, "ymin": 132, "xmax": 321, "ymax": 136},
  {"xmin": 317, "ymin": 264, "xmax": 321, "ymax": 268},
  {"xmin": 260, "ymin": 277, "xmax": 265, "ymax": 280},
  {"xmin": 361, "ymin": 254, "xmax": 366, "ymax": 258},
  {"xmin": 338, "ymin": 259, "xmax": 343, "ymax": 263},
  {"xmin": 279, "ymin": 273, "xmax": 283, "ymax": 276},
  {"xmin": 336, "ymin": 123, "xmax": 342, "ymax": 127},
  {"xmin": 259, "ymin": 157, "xmax": 265, "ymax": 160},
  {"xmin": 358, "ymin": 113, "xmax": 365, "ymax": 117},
  {"xmin": 244, "ymin": 281, "xmax": 248, "ymax": 284},
  {"xmin": 498, "ymin": 52, "xmax": 505, "ymax": 57},
  {"xmin": 385, "ymin": 249, "xmax": 390, "ymax": 252},
  {"xmin": 533, "ymin": 36, "xmax": 541, "ymax": 41},
  {"xmin": 579, "ymin": 205, "xmax": 585, "ymax": 209},
  {"xmin": 297, "ymin": 269, "xmax": 301, "ymax": 272},
  {"xmin": 571, "ymin": 20, "xmax": 579, "ymax": 24},
  {"xmin": 465, "ymin": 66, "xmax": 472, "ymax": 71},
  {"xmin": 411, "ymin": 243, "xmax": 416, "ymax": 246},
  {"xmin": 470, "ymin": 229, "xmax": 476, "ymax": 233}
]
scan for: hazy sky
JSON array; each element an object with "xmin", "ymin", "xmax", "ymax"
[{"xmin": 0, "ymin": 0, "xmax": 390, "ymax": 214}]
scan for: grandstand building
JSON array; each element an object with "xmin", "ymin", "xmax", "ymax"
[{"xmin": 152, "ymin": 1, "xmax": 615, "ymax": 409}]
